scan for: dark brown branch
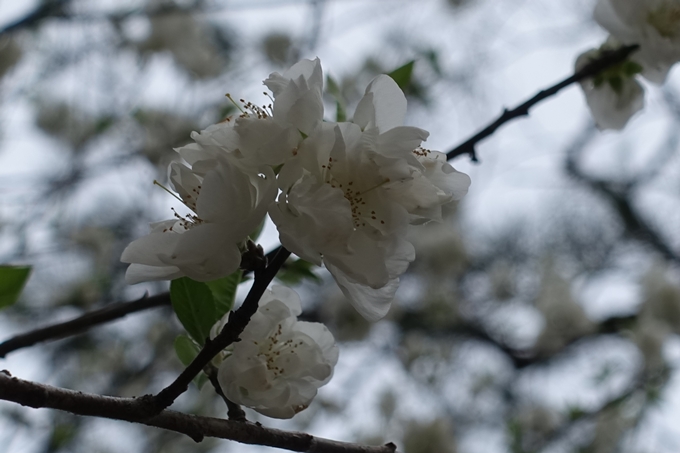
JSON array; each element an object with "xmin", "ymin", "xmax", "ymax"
[
  {"xmin": 446, "ymin": 44, "xmax": 639, "ymax": 162},
  {"xmin": 145, "ymin": 246, "xmax": 292, "ymax": 414},
  {"xmin": 395, "ymin": 304, "xmax": 637, "ymax": 369},
  {"xmin": 204, "ymin": 363, "xmax": 247, "ymax": 421},
  {"xmin": 0, "ymin": 0, "xmax": 69, "ymax": 37},
  {"xmin": 0, "ymin": 246, "xmax": 285, "ymax": 358},
  {"xmin": 0, "ymin": 293, "xmax": 171, "ymax": 358},
  {"xmin": 565, "ymin": 123, "xmax": 680, "ymax": 263},
  {"xmin": 0, "ymin": 371, "xmax": 396, "ymax": 453}
]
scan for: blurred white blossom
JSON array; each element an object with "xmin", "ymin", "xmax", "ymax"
[
  {"xmin": 631, "ymin": 264, "xmax": 680, "ymax": 372},
  {"xmin": 138, "ymin": 11, "xmax": 225, "ymax": 79},
  {"xmin": 594, "ymin": 0, "xmax": 680, "ymax": 83},
  {"xmin": 534, "ymin": 262, "xmax": 594, "ymax": 355},
  {"xmin": 575, "ymin": 40, "xmax": 645, "ymax": 130},
  {"xmin": 216, "ymin": 286, "xmax": 338, "ymax": 418}
]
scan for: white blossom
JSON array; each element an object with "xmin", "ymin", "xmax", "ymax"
[
  {"xmin": 534, "ymin": 262, "xmax": 594, "ymax": 355},
  {"xmin": 575, "ymin": 42, "xmax": 645, "ymax": 130},
  {"xmin": 216, "ymin": 286, "xmax": 338, "ymax": 419},
  {"xmin": 121, "ymin": 150, "xmax": 276, "ymax": 283},
  {"xmin": 186, "ymin": 58, "xmax": 324, "ymax": 171},
  {"xmin": 632, "ymin": 263, "xmax": 680, "ymax": 372},
  {"xmin": 594, "ymin": 0, "xmax": 680, "ymax": 83},
  {"xmin": 270, "ymin": 74, "xmax": 470, "ymax": 320}
]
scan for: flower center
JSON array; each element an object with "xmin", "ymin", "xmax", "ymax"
[
  {"xmin": 413, "ymin": 146, "xmax": 432, "ymax": 158},
  {"xmin": 153, "ymin": 180, "xmax": 205, "ymax": 233},
  {"xmin": 648, "ymin": 3, "xmax": 680, "ymax": 38},
  {"xmin": 321, "ymin": 157, "xmax": 390, "ymax": 228},
  {"xmin": 226, "ymin": 93, "xmax": 273, "ymax": 119},
  {"xmin": 253, "ymin": 323, "xmax": 305, "ymax": 378},
  {"xmin": 169, "ymin": 208, "xmax": 204, "ymax": 232}
]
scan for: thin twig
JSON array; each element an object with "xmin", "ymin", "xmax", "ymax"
[
  {"xmin": 0, "ymin": 293, "xmax": 171, "ymax": 358},
  {"xmin": 446, "ymin": 44, "xmax": 639, "ymax": 161},
  {"xmin": 144, "ymin": 247, "xmax": 292, "ymax": 415},
  {"xmin": 0, "ymin": 246, "xmax": 284, "ymax": 358},
  {"xmin": 565, "ymin": 123, "xmax": 680, "ymax": 263},
  {"xmin": 0, "ymin": 0, "xmax": 69, "ymax": 37},
  {"xmin": 0, "ymin": 371, "xmax": 396, "ymax": 453},
  {"xmin": 204, "ymin": 364, "xmax": 247, "ymax": 421}
]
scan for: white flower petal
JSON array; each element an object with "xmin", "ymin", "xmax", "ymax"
[
  {"xmin": 124, "ymin": 263, "xmax": 183, "ymax": 284},
  {"xmin": 325, "ymin": 261, "xmax": 400, "ymax": 322},
  {"xmin": 216, "ymin": 286, "xmax": 337, "ymax": 419},
  {"xmin": 353, "ymin": 75, "xmax": 407, "ymax": 133}
]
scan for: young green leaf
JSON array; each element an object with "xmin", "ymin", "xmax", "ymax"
[
  {"xmin": 608, "ymin": 75, "xmax": 623, "ymax": 94},
  {"xmin": 326, "ymin": 75, "xmax": 347, "ymax": 122},
  {"xmin": 170, "ymin": 277, "xmax": 217, "ymax": 345},
  {"xmin": 622, "ymin": 60, "xmax": 643, "ymax": 76},
  {"xmin": 277, "ymin": 258, "xmax": 321, "ymax": 285},
  {"xmin": 173, "ymin": 334, "xmax": 208, "ymax": 389},
  {"xmin": 206, "ymin": 270, "xmax": 242, "ymax": 319},
  {"xmin": 388, "ymin": 60, "xmax": 415, "ymax": 91},
  {"xmin": 0, "ymin": 265, "xmax": 31, "ymax": 310},
  {"xmin": 173, "ymin": 334, "xmax": 201, "ymax": 366}
]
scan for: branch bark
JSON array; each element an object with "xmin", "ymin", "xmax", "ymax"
[
  {"xmin": 0, "ymin": 371, "xmax": 396, "ymax": 453},
  {"xmin": 145, "ymin": 246, "xmax": 292, "ymax": 414},
  {"xmin": 446, "ymin": 44, "xmax": 639, "ymax": 161},
  {"xmin": 565, "ymin": 123, "xmax": 680, "ymax": 263},
  {"xmin": 0, "ymin": 293, "xmax": 170, "ymax": 358},
  {"xmin": 0, "ymin": 246, "xmax": 284, "ymax": 358}
]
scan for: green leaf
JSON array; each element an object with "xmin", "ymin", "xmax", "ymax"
[
  {"xmin": 423, "ymin": 49, "xmax": 442, "ymax": 76},
  {"xmin": 326, "ymin": 75, "xmax": 346, "ymax": 122},
  {"xmin": 326, "ymin": 74, "xmax": 341, "ymax": 96},
  {"xmin": 173, "ymin": 334, "xmax": 201, "ymax": 366},
  {"xmin": 567, "ymin": 405, "xmax": 586, "ymax": 421},
  {"xmin": 94, "ymin": 116, "xmax": 115, "ymax": 134},
  {"xmin": 335, "ymin": 101, "xmax": 347, "ymax": 123},
  {"xmin": 608, "ymin": 75, "xmax": 623, "ymax": 94},
  {"xmin": 206, "ymin": 270, "xmax": 242, "ymax": 319},
  {"xmin": 622, "ymin": 60, "xmax": 644, "ymax": 76},
  {"xmin": 277, "ymin": 258, "xmax": 321, "ymax": 285},
  {"xmin": 170, "ymin": 277, "xmax": 217, "ymax": 345},
  {"xmin": 195, "ymin": 373, "xmax": 209, "ymax": 390},
  {"xmin": 593, "ymin": 74, "xmax": 605, "ymax": 88},
  {"xmin": 173, "ymin": 334, "xmax": 208, "ymax": 389},
  {"xmin": 0, "ymin": 265, "xmax": 31, "ymax": 310},
  {"xmin": 387, "ymin": 60, "xmax": 415, "ymax": 91}
]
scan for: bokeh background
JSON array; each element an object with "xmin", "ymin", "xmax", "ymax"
[{"xmin": 1, "ymin": 0, "xmax": 680, "ymax": 452}]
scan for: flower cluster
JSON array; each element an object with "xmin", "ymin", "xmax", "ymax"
[
  {"xmin": 122, "ymin": 58, "xmax": 470, "ymax": 320},
  {"xmin": 214, "ymin": 286, "xmax": 338, "ymax": 419},
  {"xmin": 577, "ymin": 0, "xmax": 680, "ymax": 129},
  {"xmin": 270, "ymin": 73, "xmax": 470, "ymax": 320}
]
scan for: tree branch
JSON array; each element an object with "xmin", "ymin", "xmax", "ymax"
[
  {"xmin": 565, "ymin": 123, "xmax": 680, "ymax": 263},
  {"xmin": 145, "ymin": 246, "xmax": 292, "ymax": 414},
  {"xmin": 0, "ymin": 246, "xmax": 284, "ymax": 358},
  {"xmin": 446, "ymin": 44, "xmax": 639, "ymax": 161},
  {"xmin": 0, "ymin": 293, "xmax": 170, "ymax": 358},
  {"xmin": 0, "ymin": 371, "xmax": 396, "ymax": 453},
  {"xmin": 204, "ymin": 363, "xmax": 246, "ymax": 421},
  {"xmin": 0, "ymin": 0, "xmax": 69, "ymax": 37}
]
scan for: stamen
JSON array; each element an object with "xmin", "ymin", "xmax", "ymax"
[
  {"xmin": 153, "ymin": 180, "xmax": 184, "ymax": 204},
  {"xmin": 225, "ymin": 93, "xmax": 245, "ymax": 114}
]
